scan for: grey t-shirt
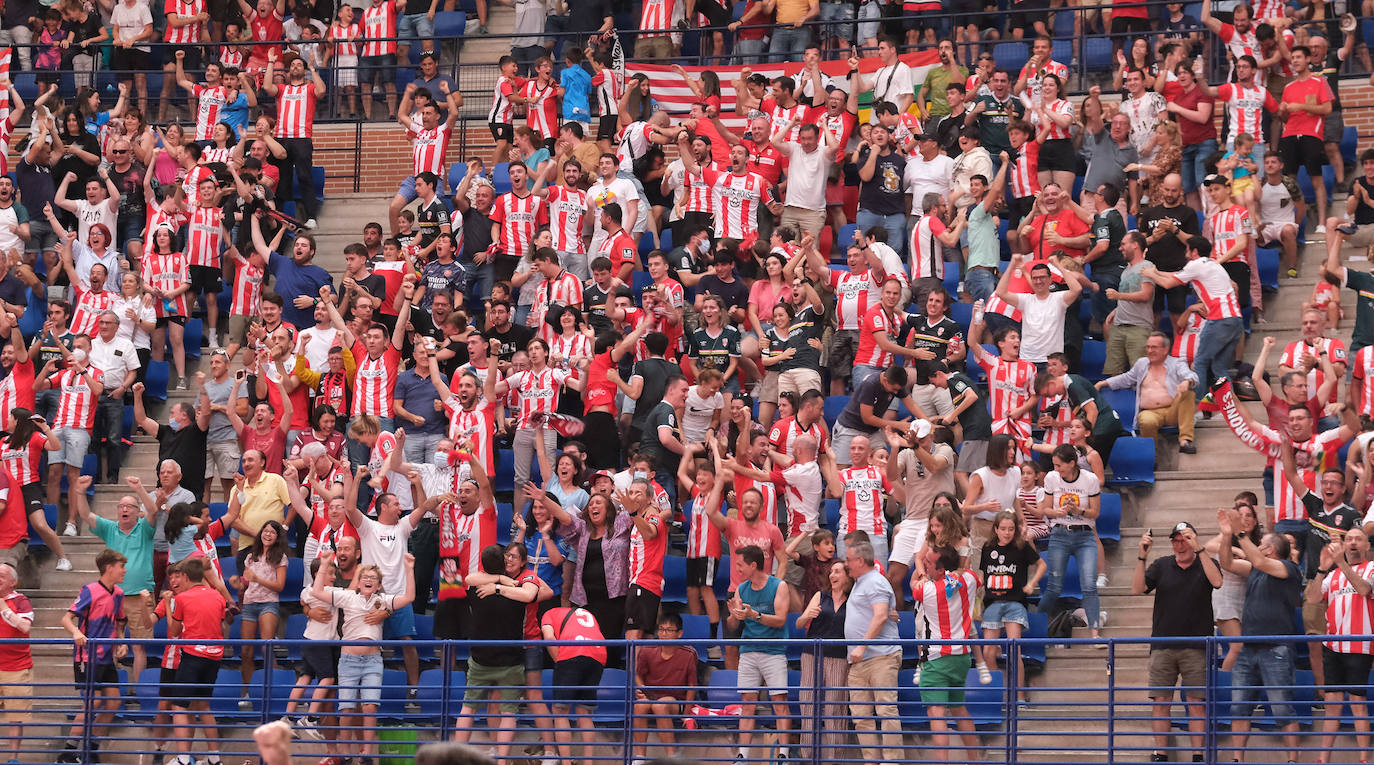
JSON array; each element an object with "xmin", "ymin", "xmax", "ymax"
[
  {"xmin": 1082, "ymin": 128, "xmax": 1138, "ymax": 197},
  {"xmin": 151, "ymin": 485, "xmax": 196, "ymax": 552},
  {"xmin": 203, "ymin": 376, "xmax": 247, "ymax": 445},
  {"xmin": 843, "ymin": 568, "xmax": 901, "ymax": 657},
  {"xmin": 1113, "ymin": 261, "xmax": 1154, "ymax": 329}
]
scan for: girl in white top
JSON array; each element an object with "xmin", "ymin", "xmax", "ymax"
[
  {"xmin": 681, "ymin": 369, "xmax": 725, "ymax": 445},
  {"xmin": 111, "ymin": 271, "xmax": 156, "ymax": 360},
  {"xmin": 963, "ymin": 434, "xmax": 1023, "ymax": 553},
  {"xmin": 311, "ymin": 552, "xmax": 416, "ymax": 764}
]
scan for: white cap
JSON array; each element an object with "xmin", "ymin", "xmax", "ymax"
[{"xmin": 912, "ymin": 419, "xmax": 932, "ymax": 439}]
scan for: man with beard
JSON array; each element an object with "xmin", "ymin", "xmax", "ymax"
[
  {"xmin": 435, "ymin": 367, "xmax": 498, "ymax": 480},
  {"xmin": 1307, "ymin": 527, "xmax": 1374, "ymax": 758},
  {"xmin": 1138, "ymin": 174, "xmax": 1201, "ymax": 329}
]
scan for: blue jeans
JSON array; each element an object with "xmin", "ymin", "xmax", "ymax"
[
  {"xmin": 397, "ymin": 13, "xmax": 435, "ymax": 46},
  {"xmin": 768, "ymin": 26, "xmax": 812, "ymax": 63},
  {"xmin": 1180, "ymin": 139, "xmax": 1218, "ymax": 193},
  {"xmin": 965, "ymin": 266, "xmax": 998, "ymax": 303},
  {"xmin": 1193, "ymin": 316, "xmax": 1243, "ymax": 392},
  {"xmin": 733, "ymin": 39, "xmax": 768, "ymax": 65},
  {"xmin": 465, "ymin": 260, "xmax": 495, "ymax": 304},
  {"xmin": 819, "ymin": 2, "xmax": 855, "ymax": 40},
  {"xmin": 852, "ymin": 364, "xmax": 883, "ymax": 393},
  {"xmin": 1038, "ymin": 526, "xmax": 1099, "ymax": 628},
  {"xmin": 1231, "ymin": 643, "xmax": 1296, "ymax": 726},
  {"xmin": 856, "ymin": 210, "xmax": 906, "ymax": 260}
]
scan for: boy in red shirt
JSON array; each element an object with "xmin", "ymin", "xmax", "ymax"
[{"xmin": 540, "ymin": 605, "xmax": 607, "ymax": 765}]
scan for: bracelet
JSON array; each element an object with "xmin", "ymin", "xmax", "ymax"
[
  {"xmin": 1137, "ymin": 556, "xmax": 1147, "ymax": 562},
  {"xmin": 1318, "ymin": 567, "xmax": 1333, "ymax": 574}
]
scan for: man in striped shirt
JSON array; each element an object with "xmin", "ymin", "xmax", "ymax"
[
  {"xmin": 40, "ymin": 336, "xmax": 102, "ymax": 517},
  {"xmin": 1308, "ymin": 528, "xmax": 1374, "ymax": 757},
  {"xmin": 262, "ymin": 48, "xmax": 326, "ymax": 230}
]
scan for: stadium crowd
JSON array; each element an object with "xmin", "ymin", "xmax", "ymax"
[{"xmin": 0, "ymin": 0, "xmax": 1372, "ymax": 763}]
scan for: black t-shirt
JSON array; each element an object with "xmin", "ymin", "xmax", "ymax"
[
  {"xmin": 38, "ymin": 330, "xmax": 75, "ymax": 373},
  {"xmin": 1241, "ymin": 559, "xmax": 1303, "ymax": 639},
  {"xmin": 668, "ymin": 245, "xmax": 706, "ymax": 282},
  {"xmin": 54, "ymin": 132, "xmax": 101, "ymax": 200},
  {"xmin": 696, "ymin": 274, "xmax": 749, "ymax": 313},
  {"xmin": 156, "ymin": 421, "xmax": 207, "ymax": 497},
  {"xmin": 630, "ymin": 357, "xmax": 679, "ymax": 429},
  {"xmin": 346, "ymin": 273, "xmax": 387, "ymax": 314},
  {"xmin": 1355, "ymin": 178, "xmax": 1374, "ymax": 226},
  {"xmin": 1066, "ymin": 374, "xmax": 1124, "ymax": 438},
  {"xmin": 108, "ymin": 162, "xmax": 148, "ymax": 220},
  {"xmin": 857, "ymin": 146, "xmax": 907, "ymax": 217},
  {"xmin": 689, "ymin": 325, "xmax": 741, "ymax": 376},
  {"xmin": 583, "ymin": 281, "xmax": 613, "ymax": 334},
  {"xmin": 484, "ymin": 323, "xmax": 533, "ymax": 363},
  {"xmin": 1143, "ymin": 554, "xmax": 1219, "ymax": 640},
  {"xmin": 981, "ymin": 541, "xmax": 1041, "ymax": 605},
  {"xmin": 1139, "ymin": 203, "xmax": 1200, "ymax": 272},
  {"xmin": 416, "ymin": 197, "xmax": 450, "ymax": 252},
  {"xmin": 947, "ymin": 371, "xmax": 992, "ymax": 440},
  {"xmin": 460, "ymin": 208, "xmax": 494, "ymax": 262},
  {"xmin": 1301, "ymin": 492, "xmax": 1362, "ymax": 578},
  {"xmin": 640, "ymin": 401, "xmax": 680, "ymax": 469},
  {"xmin": 837, "ymin": 372, "xmax": 905, "ymax": 432},
  {"xmin": 0, "ymin": 273, "xmax": 27, "ymax": 307},
  {"xmin": 897, "ymin": 313, "xmax": 962, "ymax": 385},
  {"xmin": 780, "ymin": 305, "xmax": 823, "ymax": 372},
  {"xmin": 466, "ymin": 587, "xmax": 526, "ymax": 666},
  {"xmin": 1090, "ymin": 208, "xmax": 1127, "ymax": 271}
]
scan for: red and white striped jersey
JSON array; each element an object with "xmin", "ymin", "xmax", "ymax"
[
  {"xmin": 0, "ymin": 433, "xmax": 45, "ymax": 486},
  {"xmin": 628, "ymin": 510, "xmax": 668, "ymax": 595},
  {"xmin": 1038, "ymin": 99, "xmax": 1074, "ymax": 140},
  {"xmin": 1252, "ymin": 0, "xmax": 1287, "ymax": 19},
  {"xmin": 653, "ymin": 278, "xmax": 684, "ymax": 310},
  {"xmin": 163, "ymin": 0, "xmax": 204, "ymax": 45},
  {"xmin": 1171, "ymin": 311, "xmax": 1206, "ymax": 365},
  {"xmin": 855, "ymin": 304, "xmax": 898, "ymax": 367},
  {"xmin": 682, "ymin": 162, "xmax": 722, "ymax": 215},
  {"xmin": 545, "ymin": 185, "xmax": 587, "ymax": 254},
  {"xmin": 522, "ymin": 78, "xmax": 559, "ymax": 139},
  {"xmin": 180, "ymin": 164, "xmax": 215, "ymax": 209},
  {"xmin": 704, "ymin": 168, "xmax": 769, "ymax": 241},
  {"xmin": 1177, "ymin": 256, "xmax": 1242, "ymax": 320},
  {"xmin": 201, "ymin": 147, "xmax": 231, "ymax": 164},
  {"xmin": 491, "ymin": 192, "xmax": 548, "ymax": 262},
  {"xmin": 808, "ymin": 107, "xmax": 857, "ymax": 162},
  {"xmin": 638, "ymin": 0, "xmax": 675, "ymax": 36},
  {"xmin": 489, "ymin": 75, "xmax": 520, "ymax": 124},
  {"xmin": 351, "ymin": 345, "xmax": 401, "ymax": 418},
  {"xmin": 145, "ymin": 206, "xmax": 186, "ymax": 244},
  {"xmin": 52, "ymin": 367, "xmax": 101, "ymax": 430},
  {"xmin": 189, "ymin": 84, "xmax": 227, "ymax": 142},
  {"xmin": 70, "ymin": 289, "xmax": 115, "ymax": 337},
  {"xmin": 230, "ymin": 252, "xmax": 264, "ymax": 316},
  {"xmin": 0, "ymin": 361, "xmax": 34, "ymax": 432},
  {"xmin": 1353, "ymin": 346, "xmax": 1374, "ymax": 417},
  {"xmin": 274, "ymin": 83, "xmax": 318, "ymax": 139},
  {"xmin": 408, "ymin": 123, "xmax": 451, "ymax": 177},
  {"xmin": 908, "ymin": 214, "xmax": 948, "ymax": 280},
  {"xmin": 769, "ymin": 415, "xmax": 829, "ymax": 457},
  {"xmin": 443, "ymin": 502, "xmax": 496, "ymax": 598},
  {"xmin": 592, "ymin": 69, "xmax": 621, "ymax": 118},
  {"xmin": 1216, "ymin": 83, "xmax": 1278, "ymax": 146},
  {"xmin": 979, "ymin": 355, "xmax": 1036, "ymax": 428},
  {"xmin": 506, "ymin": 367, "xmax": 569, "ymax": 429},
  {"xmin": 733, "ymin": 473, "xmax": 780, "ymax": 528},
  {"xmin": 218, "ymin": 45, "xmax": 246, "ymax": 70},
  {"xmin": 245, "ymin": 8, "xmax": 284, "ymax": 67},
  {"xmin": 1209, "ymin": 204, "xmax": 1253, "ymax": 265},
  {"xmin": 1038, "ymin": 394, "xmax": 1074, "ymax": 447},
  {"xmin": 1010, "ymin": 140, "xmax": 1041, "ymax": 199},
  {"xmin": 1219, "ymin": 24, "xmax": 1261, "ymax": 86},
  {"xmin": 1281, "ymin": 337, "xmax": 1348, "ymax": 408},
  {"xmin": 444, "ymin": 396, "xmax": 496, "ymax": 477},
  {"xmin": 762, "ymin": 98, "xmax": 807, "ymax": 143},
  {"xmin": 686, "ymin": 484, "xmax": 723, "ymax": 559},
  {"xmin": 1321, "ymin": 561, "xmax": 1374, "ymax": 654},
  {"xmin": 830, "ymin": 268, "xmax": 876, "ymax": 331},
  {"xmin": 1019, "ymin": 59, "xmax": 1070, "ymax": 106},
  {"xmin": 549, "ymin": 331, "xmax": 592, "ymax": 377},
  {"xmin": 186, "ymin": 205, "xmax": 223, "ymax": 268},
  {"xmin": 838, "ymin": 464, "xmax": 890, "ymax": 537},
  {"xmin": 532, "ymin": 271, "xmax": 583, "ymax": 342},
  {"xmin": 1266, "ymin": 426, "xmax": 1346, "ymax": 523},
  {"xmin": 142, "ymin": 251, "xmax": 190, "ymax": 318},
  {"xmin": 0, "ymin": 118, "xmax": 13, "ymax": 177},
  {"xmin": 328, "ymin": 22, "xmax": 359, "ymax": 57},
  {"xmin": 360, "ymin": 0, "xmax": 397, "ymax": 57},
  {"xmin": 916, "ymin": 569, "xmax": 980, "ymax": 656}
]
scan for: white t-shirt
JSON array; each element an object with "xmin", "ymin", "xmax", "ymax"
[
  {"xmin": 299, "ymin": 588, "xmax": 336, "ymax": 639},
  {"xmin": 1018, "ymin": 291, "xmax": 1069, "ymax": 363},
  {"xmin": 354, "ymin": 514, "xmax": 415, "ymax": 595},
  {"xmin": 75, "ymin": 200, "xmax": 117, "ymax": 246},
  {"xmin": 111, "ymin": 1, "xmax": 154, "ymax": 53},
  {"xmin": 588, "ymin": 176, "xmax": 641, "ymax": 253},
  {"xmin": 110, "ymin": 293, "xmax": 155, "ymax": 349},
  {"xmin": 971, "ymin": 466, "xmax": 1021, "ymax": 522},
  {"xmin": 783, "ymin": 460, "xmax": 824, "ymax": 533},
  {"xmin": 0, "ymin": 204, "xmax": 22, "ymax": 255},
  {"xmin": 1259, "ymin": 179, "xmax": 1299, "ymax": 227},
  {"xmin": 298, "ymin": 326, "xmax": 339, "ymax": 372},
  {"xmin": 782, "ymin": 143, "xmax": 831, "ymax": 212},
  {"xmin": 904, "ymin": 153, "xmax": 955, "ymax": 214},
  {"xmin": 1043, "ymin": 467, "xmax": 1101, "ymax": 527},
  {"xmin": 328, "ymin": 587, "xmax": 399, "ymax": 641},
  {"xmin": 861, "ymin": 62, "xmax": 915, "ymax": 122},
  {"xmin": 681, "ymin": 385, "xmax": 723, "ymax": 444}
]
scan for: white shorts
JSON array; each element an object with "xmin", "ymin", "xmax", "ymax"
[
  {"xmin": 737, "ymin": 652, "xmax": 788, "ymax": 696},
  {"xmin": 1259, "ymin": 221, "xmax": 1297, "ymax": 245},
  {"xmin": 334, "ymin": 55, "xmax": 359, "ymax": 87},
  {"xmin": 889, "ymin": 517, "xmax": 929, "ymax": 567}
]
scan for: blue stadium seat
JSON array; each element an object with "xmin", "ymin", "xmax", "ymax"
[
  {"xmin": 592, "ymin": 668, "xmax": 630, "ymax": 724},
  {"xmin": 941, "ymin": 267, "xmax": 960, "ymax": 298},
  {"xmin": 638, "ymin": 230, "xmax": 657, "ymax": 258},
  {"xmin": 632, "ymin": 270, "xmax": 654, "ymax": 299},
  {"xmin": 495, "ymin": 503, "xmax": 514, "ymax": 545},
  {"xmin": 208, "ymin": 502, "xmax": 228, "ymax": 520},
  {"xmin": 433, "ymin": 10, "xmax": 467, "ymax": 38},
  {"xmin": 134, "ymin": 667, "xmax": 163, "ymax": 717},
  {"xmin": 659, "ymin": 229, "xmax": 673, "ymax": 253},
  {"xmin": 11, "ymin": 74, "xmax": 36, "ymax": 103},
  {"xmin": 1107, "ymin": 436, "xmax": 1155, "ymax": 486},
  {"xmin": 411, "ymin": 612, "xmax": 437, "ymax": 663},
  {"xmin": 662, "ymin": 554, "xmax": 688, "ymax": 604},
  {"xmin": 993, "ymin": 42, "xmax": 1029, "ymax": 73},
  {"xmin": 283, "ymin": 613, "xmax": 307, "ymax": 662},
  {"xmin": 898, "ymin": 610, "xmax": 919, "ymax": 663},
  {"xmin": 378, "ymin": 669, "xmax": 414, "ymax": 721},
  {"xmin": 714, "ymin": 554, "xmax": 732, "ymax": 598},
  {"xmin": 218, "ymin": 555, "xmax": 238, "ymax": 582},
  {"xmin": 1097, "ymin": 492, "xmax": 1122, "ymax": 545},
  {"xmin": 822, "ymin": 498, "xmax": 840, "ymax": 530},
  {"xmin": 698, "ymin": 670, "xmax": 742, "ymax": 726},
  {"xmin": 18, "ymin": 288, "xmax": 42, "ymax": 338},
  {"xmin": 29, "ymin": 504, "xmax": 59, "ymax": 548},
  {"xmin": 680, "ymin": 613, "xmax": 713, "ymax": 647},
  {"xmin": 416, "ymin": 667, "xmax": 448, "ymax": 717},
  {"xmin": 210, "ymin": 667, "xmax": 250, "ymax": 719},
  {"xmin": 1256, "ymin": 247, "xmax": 1280, "ymax": 291},
  {"xmin": 837, "ymin": 224, "xmax": 859, "ymax": 251},
  {"xmin": 1022, "ymin": 611, "xmax": 1049, "ymax": 665},
  {"xmin": 249, "ymin": 668, "xmax": 297, "ymax": 718},
  {"xmin": 897, "ymin": 669, "xmax": 929, "ymax": 728},
  {"xmin": 964, "ymin": 668, "xmax": 1005, "ymax": 726},
  {"xmin": 1079, "ymin": 340, "xmax": 1107, "ymax": 381},
  {"xmin": 1051, "ymin": 39, "xmax": 1072, "ymax": 67},
  {"xmin": 949, "ymin": 301, "xmax": 973, "ymax": 331},
  {"xmin": 1053, "ymin": 10, "xmax": 1075, "ymax": 38},
  {"xmin": 448, "ymin": 162, "xmax": 467, "ymax": 192},
  {"xmin": 1100, "ymin": 387, "xmax": 1136, "ymax": 434},
  {"xmin": 180, "ymin": 318, "xmax": 202, "ymax": 359},
  {"xmin": 822, "ymin": 395, "xmax": 848, "ymax": 428},
  {"xmin": 1342, "ymin": 126, "xmax": 1358, "ymax": 164},
  {"xmin": 1083, "ymin": 37, "xmax": 1114, "ymax": 72},
  {"xmin": 280, "ymin": 557, "xmax": 305, "ymax": 602},
  {"xmin": 785, "ymin": 611, "xmax": 806, "ymax": 661},
  {"xmin": 495, "ymin": 450, "xmax": 514, "ymax": 494},
  {"xmin": 144, "ymin": 361, "xmax": 170, "ymax": 403},
  {"xmin": 492, "ymin": 163, "xmax": 512, "ymax": 195},
  {"xmin": 1297, "ymin": 165, "xmax": 1335, "ymax": 204}
]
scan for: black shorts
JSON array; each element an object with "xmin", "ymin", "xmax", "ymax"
[
  {"xmin": 489, "ymin": 122, "xmax": 514, "ymax": 143},
  {"xmin": 1009, "ymin": 195, "xmax": 1037, "ymax": 227},
  {"xmin": 165, "ymin": 45, "xmax": 202, "ymax": 70},
  {"xmin": 19, "ymin": 482, "xmax": 42, "ymax": 518},
  {"xmin": 299, "ymin": 644, "xmax": 340, "ymax": 681},
  {"xmin": 156, "ymin": 315, "xmax": 188, "ymax": 328},
  {"xmin": 159, "ymin": 666, "xmax": 180, "ymax": 700},
  {"xmin": 597, "ymin": 115, "xmax": 618, "ymax": 143},
  {"xmin": 1322, "ymin": 646, "xmax": 1374, "ymax": 695},
  {"xmin": 1153, "ymin": 282, "xmax": 1191, "ymax": 317},
  {"xmin": 1110, "ymin": 15, "xmax": 1153, "ymax": 38},
  {"xmin": 695, "ymin": 0, "xmax": 731, "ymax": 27},
  {"xmin": 1280, "ymin": 134, "xmax": 1326, "ymax": 178},
  {"xmin": 1038, "ymin": 138, "xmax": 1076, "ymax": 173},
  {"xmin": 111, "ymin": 48, "xmax": 151, "ymax": 73},
  {"xmin": 434, "ymin": 596, "xmax": 468, "ymax": 640},
  {"xmin": 173, "ymin": 654, "xmax": 220, "ymax": 699},
  {"xmin": 1011, "ymin": 0, "xmax": 1049, "ymax": 30},
  {"xmin": 685, "ymin": 556, "xmax": 717, "ymax": 589},
  {"xmin": 189, "ymin": 264, "xmax": 222, "ymax": 295},
  {"xmin": 682, "ymin": 211, "xmax": 715, "ymax": 239},
  {"xmin": 623, "ymin": 585, "xmax": 662, "ymax": 633},
  {"xmin": 73, "ymin": 661, "xmax": 119, "ymax": 691},
  {"xmin": 1221, "ymin": 259, "xmax": 1251, "ymax": 308},
  {"xmin": 550, "ymin": 655, "xmax": 604, "ymax": 706}
]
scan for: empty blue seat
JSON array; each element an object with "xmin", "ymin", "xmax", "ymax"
[
  {"xmin": 218, "ymin": 555, "xmax": 238, "ymax": 582},
  {"xmin": 897, "ymin": 668, "xmax": 928, "ymax": 728},
  {"xmin": 1107, "ymin": 436, "xmax": 1155, "ymax": 487},
  {"xmin": 697, "ymin": 670, "xmax": 742, "ymax": 726},
  {"xmin": 492, "ymin": 163, "xmax": 512, "ymax": 195},
  {"xmin": 448, "ymin": 162, "xmax": 468, "ymax": 192},
  {"xmin": 898, "ymin": 610, "xmax": 919, "ymax": 663},
  {"xmin": 993, "ymin": 42, "xmax": 1029, "ymax": 73},
  {"xmin": 249, "ymin": 668, "xmax": 297, "ymax": 718},
  {"xmin": 1342, "ymin": 126, "xmax": 1358, "ymax": 164},
  {"xmin": 822, "ymin": 498, "xmax": 840, "ymax": 530},
  {"xmin": 1053, "ymin": 10, "xmax": 1075, "ymax": 38},
  {"xmin": 1083, "ymin": 37, "xmax": 1114, "ymax": 72},
  {"xmin": 495, "ymin": 450, "xmax": 515, "ymax": 494},
  {"xmin": 822, "ymin": 395, "xmax": 848, "ymax": 428},
  {"xmin": 280, "ymin": 557, "xmax": 305, "ymax": 602},
  {"xmin": 208, "ymin": 502, "xmax": 228, "ymax": 520},
  {"xmin": 209, "ymin": 667, "xmax": 250, "ymax": 719},
  {"xmin": 377, "ymin": 669, "xmax": 414, "ymax": 721},
  {"xmin": 785, "ymin": 611, "xmax": 806, "ymax": 661},
  {"xmin": 638, "ymin": 230, "xmax": 658, "ymax": 258},
  {"xmin": 282, "ymin": 613, "xmax": 307, "ymax": 662},
  {"xmin": 434, "ymin": 10, "xmax": 467, "ymax": 38},
  {"xmin": 1079, "ymin": 339, "xmax": 1107, "ymax": 381},
  {"xmin": 1100, "ymin": 387, "xmax": 1136, "ymax": 433},
  {"xmin": 592, "ymin": 668, "xmax": 629, "ymax": 724},
  {"xmin": 662, "ymin": 555, "xmax": 688, "ymax": 604},
  {"xmin": 1097, "ymin": 492, "xmax": 1122, "ymax": 545},
  {"xmin": 181, "ymin": 317, "xmax": 203, "ymax": 359},
  {"xmin": 144, "ymin": 361, "xmax": 170, "ymax": 403},
  {"xmin": 1256, "ymin": 247, "xmax": 1280, "ymax": 291},
  {"xmin": 964, "ymin": 668, "xmax": 1005, "ymax": 726},
  {"xmin": 495, "ymin": 503, "xmax": 514, "ymax": 545},
  {"xmin": 416, "ymin": 667, "xmax": 449, "ymax": 717},
  {"xmin": 680, "ymin": 612, "xmax": 713, "ymax": 647},
  {"xmin": 1022, "ymin": 611, "xmax": 1050, "ymax": 665},
  {"xmin": 837, "ymin": 224, "xmax": 859, "ymax": 251},
  {"xmin": 949, "ymin": 301, "xmax": 973, "ymax": 331}
]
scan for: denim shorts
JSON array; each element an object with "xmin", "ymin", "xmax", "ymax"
[
  {"xmin": 383, "ymin": 603, "xmax": 417, "ymax": 639},
  {"xmin": 981, "ymin": 600, "xmax": 1029, "ymax": 630},
  {"xmin": 53, "ymin": 427, "xmax": 91, "ymax": 468},
  {"xmin": 240, "ymin": 600, "xmax": 280, "ymax": 623},
  {"xmin": 396, "ymin": 12, "xmax": 434, "ymax": 41},
  {"xmin": 337, "ymin": 652, "xmax": 384, "ymax": 708}
]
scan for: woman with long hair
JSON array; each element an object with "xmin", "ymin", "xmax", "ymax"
[
  {"xmin": 0, "ymin": 408, "xmax": 69, "ymax": 568},
  {"xmin": 1129, "ymin": 120, "xmax": 1182, "ymax": 207},
  {"xmin": 964, "ymin": 433, "xmax": 1022, "ymax": 554},
  {"xmin": 793, "ymin": 559, "xmax": 852, "ymax": 762},
  {"xmin": 1034, "ymin": 417, "xmax": 1109, "ymax": 586},
  {"xmin": 53, "ymin": 107, "xmax": 102, "ymax": 224},
  {"xmin": 1026, "ymin": 74, "xmax": 1076, "ymax": 192},
  {"xmin": 624, "ymin": 75, "xmax": 655, "ymax": 124},
  {"xmin": 542, "ymin": 487, "xmax": 632, "ymax": 661},
  {"xmin": 757, "ymin": 302, "xmax": 795, "ymax": 428},
  {"xmin": 111, "ymin": 271, "xmax": 156, "ymax": 375},
  {"xmin": 980, "ymin": 510, "xmax": 1045, "ymax": 704},
  {"xmin": 203, "ymin": 121, "xmax": 238, "ymax": 165},
  {"xmin": 288, "ymin": 404, "xmax": 346, "ymax": 471},
  {"xmin": 1206, "ymin": 498, "xmax": 1263, "ymax": 670},
  {"xmin": 150, "ymin": 124, "xmax": 184, "ymax": 186},
  {"xmin": 236, "ymin": 520, "xmax": 289, "ymax": 685},
  {"xmin": 1112, "ymin": 36, "xmax": 1156, "ymax": 92},
  {"xmin": 120, "ymin": 108, "xmax": 159, "ymax": 166},
  {"xmin": 912, "ymin": 498, "xmax": 970, "ymax": 581},
  {"xmin": 142, "ymin": 225, "xmax": 191, "ymax": 388},
  {"xmin": 549, "ymin": 306, "xmax": 592, "ymax": 417}
]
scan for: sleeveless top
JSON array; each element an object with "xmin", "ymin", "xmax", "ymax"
[
  {"xmin": 739, "ymin": 575, "xmax": 786, "ymax": 652},
  {"xmin": 804, "ymin": 591, "xmax": 850, "ymax": 659}
]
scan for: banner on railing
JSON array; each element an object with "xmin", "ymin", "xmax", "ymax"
[{"xmin": 626, "ymin": 49, "xmax": 941, "ymax": 128}]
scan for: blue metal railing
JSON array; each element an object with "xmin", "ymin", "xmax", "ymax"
[{"xmin": 0, "ymin": 633, "xmax": 1368, "ymax": 764}]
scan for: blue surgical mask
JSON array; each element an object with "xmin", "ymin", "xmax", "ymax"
[{"xmin": 167, "ymin": 419, "xmax": 183, "ymax": 432}]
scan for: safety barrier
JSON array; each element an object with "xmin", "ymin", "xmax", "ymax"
[{"xmin": 1, "ymin": 633, "xmax": 1372, "ymax": 763}]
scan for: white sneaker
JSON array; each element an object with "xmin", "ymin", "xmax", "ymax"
[
  {"xmin": 305, "ymin": 218, "xmax": 318, "ymax": 230},
  {"xmin": 1099, "ymin": 610, "xmax": 1109, "ymax": 628},
  {"xmin": 296, "ymin": 715, "xmax": 324, "ymax": 741},
  {"xmin": 976, "ymin": 661, "xmax": 992, "ymax": 685},
  {"xmin": 1096, "ymin": 573, "xmax": 1109, "ymax": 589},
  {"xmin": 62, "ymin": 523, "xmax": 77, "ymax": 537},
  {"xmin": 1316, "ymin": 224, "xmax": 1328, "ymax": 235},
  {"xmin": 55, "ymin": 557, "xmax": 72, "ymax": 571},
  {"xmin": 707, "ymin": 645, "xmax": 722, "ymax": 661},
  {"xmin": 911, "ymin": 666, "xmax": 922, "ymax": 685},
  {"xmin": 540, "ymin": 759, "xmax": 560, "ymax": 765},
  {"xmin": 207, "ymin": 337, "xmax": 221, "ymax": 351}
]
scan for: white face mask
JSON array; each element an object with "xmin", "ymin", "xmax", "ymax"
[{"xmin": 697, "ymin": 239, "xmax": 710, "ymax": 255}]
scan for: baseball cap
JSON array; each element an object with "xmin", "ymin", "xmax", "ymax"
[
  {"xmin": 911, "ymin": 419, "xmax": 933, "ymax": 439},
  {"xmin": 592, "ymin": 469, "xmax": 616, "ymax": 483},
  {"xmin": 1169, "ymin": 522, "xmax": 1197, "ymax": 539},
  {"xmin": 1203, "ymin": 173, "xmax": 1230, "ymax": 187}
]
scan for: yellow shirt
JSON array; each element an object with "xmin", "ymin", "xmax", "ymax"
[
  {"xmin": 238, "ymin": 471, "xmax": 291, "ymax": 551},
  {"xmin": 775, "ymin": 0, "xmax": 811, "ymax": 25}
]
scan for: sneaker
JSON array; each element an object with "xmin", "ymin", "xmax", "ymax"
[
  {"xmin": 707, "ymin": 645, "xmax": 722, "ymax": 661},
  {"xmin": 304, "ymin": 219, "xmax": 318, "ymax": 230},
  {"xmin": 204, "ymin": 757, "xmax": 222, "ymax": 765},
  {"xmin": 296, "ymin": 716, "xmax": 324, "ymax": 741},
  {"xmin": 477, "ymin": 24, "xmax": 488, "ymax": 34},
  {"xmin": 910, "ymin": 666, "xmax": 922, "ymax": 685},
  {"xmin": 170, "ymin": 756, "xmax": 195, "ymax": 765},
  {"xmin": 1179, "ymin": 440, "xmax": 1197, "ymax": 455},
  {"xmin": 315, "ymin": 759, "xmax": 342, "ymax": 765},
  {"xmin": 208, "ymin": 337, "xmax": 221, "ymax": 351},
  {"xmin": 1096, "ymin": 573, "xmax": 1108, "ymax": 589},
  {"xmin": 976, "ymin": 662, "xmax": 992, "ymax": 685},
  {"xmin": 1317, "ymin": 224, "xmax": 1328, "ymax": 235},
  {"xmin": 1099, "ymin": 610, "xmax": 1109, "ymax": 628},
  {"xmin": 1338, "ymin": 222, "xmax": 1359, "ymax": 236},
  {"xmin": 1287, "ymin": 267, "xmax": 1299, "ymax": 278},
  {"xmin": 57, "ymin": 743, "xmax": 80, "ymax": 764},
  {"xmin": 237, "ymin": 696, "xmax": 253, "ymax": 711},
  {"xmin": 540, "ymin": 759, "xmax": 560, "ymax": 765},
  {"xmin": 1151, "ymin": 754, "xmax": 1169, "ymax": 763},
  {"xmin": 175, "ymin": 379, "xmax": 188, "ymax": 391},
  {"xmin": 1193, "ymin": 756, "xmax": 1205, "ymax": 763},
  {"xmin": 55, "ymin": 557, "xmax": 72, "ymax": 571},
  {"xmin": 63, "ymin": 523, "xmax": 77, "ymax": 537},
  {"xmin": 734, "ymin": 754, "xmax": 747, "ymax": 764}
]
